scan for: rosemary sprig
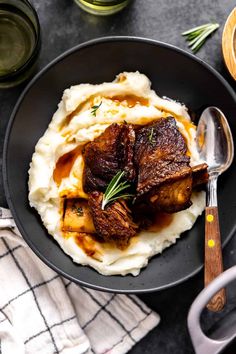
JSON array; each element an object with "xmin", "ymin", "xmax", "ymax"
[
  {"xmin": 91, "ymin": 101, "xmax": 102, "ymax": 116},
  {"xmin": 182, "ymin": 23, "xmax": 219, "ymax": 53},
  {"xmin": 102, "ymin": 171, "xmax": 133, "ymax": 210}
]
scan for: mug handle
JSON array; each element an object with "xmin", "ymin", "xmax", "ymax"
[{"xmin": 188, "ymin": 266, "xmax": 236, "ymax": 354}]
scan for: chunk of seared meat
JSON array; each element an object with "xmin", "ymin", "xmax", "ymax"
[
  {"xmin": 134, "ymin": 117, "xmax": 193, "ymax": 213},
  {"xmin": 148, "ymin": 175, "xmax": 192, "ymax": 213},
  {"xmin": 192, "ymin": 163, "xmax": 209, "ymax": 187},
  {"xmin": 83, "ymin": 123, "xmax": 136, "ymax": 193},
  {"xmin": 134, "ymin": 163, "xmax": 208, "ymax": 219},
  {"xmin": 88, "ymin": 191, "xmax": 137, "ymax": 249}
]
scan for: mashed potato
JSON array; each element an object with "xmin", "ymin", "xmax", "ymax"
[{"xmin": 28, "ymin": 72, "xmax": 205, "ymax": 276}]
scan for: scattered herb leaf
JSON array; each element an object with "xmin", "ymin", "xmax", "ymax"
[
  {"xmin": 102, "ymin": 171, "xmax": 133, "ymax": 210},
  {"xmin": 182, "ymin": 23, "xmax": 219, "ymax": 53},
  {"xmin": 91, "ymin": 101, "xmax": 102, "ymax": 116},
  {"xmin": 74, "ymin": 206, "xmax": 83, "ymax": 216},
  {"xmin": 148, "ymin": 127, "xmax": 155, "ymax": 144}
]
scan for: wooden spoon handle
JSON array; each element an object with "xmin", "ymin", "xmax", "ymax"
[{"xmin": 205, "ymin": 206, "xmax": 226, "ymax": 311}]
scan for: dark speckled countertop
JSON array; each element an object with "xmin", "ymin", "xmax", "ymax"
[{"xmin": 1, "ymin": 1, "xmax": 236, "ymax": 353}]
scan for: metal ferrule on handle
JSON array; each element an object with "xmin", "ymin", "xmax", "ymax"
[{"xmin": 207, "ymin": 175, "xmax": 218, "ymax": 207}]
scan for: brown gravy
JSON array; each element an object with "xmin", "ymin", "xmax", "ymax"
[
  {"xmin": 147, "ymin": 212, "xmax": 174, "ymax": 232},
  {"xmin": 53, "ymin": 145, "xmax": 83, "ymax": 186},
  {"xmin": 59, "ymin": 94, "xmax": 149, "ymax": 130},
  {"xmin": 111, "ymin": 95, "xmax": 149, "ymax": 108},
  {"xmin": 175, "ymin": 115, "xmax": 196, "ymax": 137},
  {"xmin": 74, "ymin": 233, "xmax": 101, "ymax": 260}
]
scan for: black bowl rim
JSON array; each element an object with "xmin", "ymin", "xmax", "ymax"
[{"xmin": 3, "ymin": 36, "xmax": 236, "ymax": 293}]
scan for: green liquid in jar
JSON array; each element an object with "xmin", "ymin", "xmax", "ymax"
[
  {"xmin": 74, "ymin": 0, "xmax": 131, "ymax": 15},
  {"xmin": 0, "ymin": 4, "xmax": 36, "ymax": 77}
]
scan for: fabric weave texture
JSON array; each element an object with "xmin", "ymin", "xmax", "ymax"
[{"xmin": 0, "ymin": 207, "xmax": 160, "ymax": 354}]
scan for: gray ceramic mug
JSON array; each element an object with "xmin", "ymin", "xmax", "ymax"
[{"xmin": 188, "ymin": 266, "xmax": 236, "ymax": 354}]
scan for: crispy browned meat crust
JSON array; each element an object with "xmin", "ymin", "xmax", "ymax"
[
  {"xmin": 192, "ymin": 163, "xmax": 209, "ymax": 187},
  {"xmin": 132, "ymin": 162, "xmax": 209, "ymax": 222},
  {"xmin": 83, "ymin": 123, "xmax": 136, "ymax": 192},
  {"xmin": 88, "ymin": 191, "xmax": 137, "ymax": 249},
  {"xmin": 134, "ymin": 117, "xmax": 193, "ymax": 212},
  {"xmin": 147, "ymin": 175, "xmax": 193, "ymax": 212},
  {"xmin": 119, "ymin": 123, "xmax": 136, "ymax": 181}
]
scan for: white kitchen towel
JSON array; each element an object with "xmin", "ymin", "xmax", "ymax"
[{"xmin": 0, "ymin": 207, "xmax": 160, "ymax": 354}]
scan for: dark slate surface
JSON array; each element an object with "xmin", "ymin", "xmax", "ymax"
[{"xmin": 1, "ymin": 1, "xmax": 236, "ymax": 353}]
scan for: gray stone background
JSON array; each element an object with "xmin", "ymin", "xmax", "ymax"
[{"xmin": 1, "ymin": 1, "xmax": 236, "ymax": 353}]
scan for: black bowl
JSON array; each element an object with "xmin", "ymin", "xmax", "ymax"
[{"xmin": 3, "ymin": 37, "xmax": 236, "ymax": 293}]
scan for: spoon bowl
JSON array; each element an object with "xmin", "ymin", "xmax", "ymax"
[
  {"xmin": 196, "ymin": 106, "xmax": 234, "ymax": 312},
  {"xmin": 197, "ymin": 107, "xmax": 234, "ymax": 174}
]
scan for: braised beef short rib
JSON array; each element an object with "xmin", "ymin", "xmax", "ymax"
[
  {"xmin": 83, "ymin": 123, "xmax": 135, "ymax": 192},
  {"xmin": 134, "ymin": 117, "xmax": 193, "ymax": 212},
  {"xmin": 88, "ymin": 191, "xmax": 137, "ymax": 249}
]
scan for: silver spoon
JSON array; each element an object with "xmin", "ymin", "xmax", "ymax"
[{"xmin": 196, "ymin": 106, "xmax": 234, "ymax": 312}]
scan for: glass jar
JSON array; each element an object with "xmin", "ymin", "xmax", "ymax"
[{"xmin": 0, "ymin": 0, "xmax": 41, "ymax": 88}]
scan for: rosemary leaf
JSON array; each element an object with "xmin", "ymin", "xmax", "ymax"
[
  {"xmin": 91, "ymin": 101, "xmax": 102, "ymax": 116},
  {"xmin": 191, "ymin": 24, "xmax": 219, "ymax": 52},
  {"xmin": 181, "ymin": 23, "xmax": 211, "ymax": 36},
  {"xmin": 73, "ymin": 205, "xmax": 83, "ymax": 216},
  {"xmin": 182, "ymin": 23, "xmax": 219, "ymax": 53},
  {"xmin": 104, "ymin": 171, "xmax": 124, "ymax": 198},
  {"xmin": 188, "ymin": 24, "xmax": 215, "ymax": 46},
  {"xmin": 102, "ymin": 171, "xmax": 133, "ymax": 210},
  {"xmin": 76, "ymin": 207, "xmax": 83, "ymax": 216},
  {"xmin": 108, "ymin": 194, "xmax": 134, "ymax": 204},
  {"xmin": 104, "ymin": 180, "xmax": 130, "ymax": 202}
]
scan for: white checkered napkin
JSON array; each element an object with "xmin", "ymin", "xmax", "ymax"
[{"xmin": 0, "ymin": 207, "xmax": 160, "ymax": 354}]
